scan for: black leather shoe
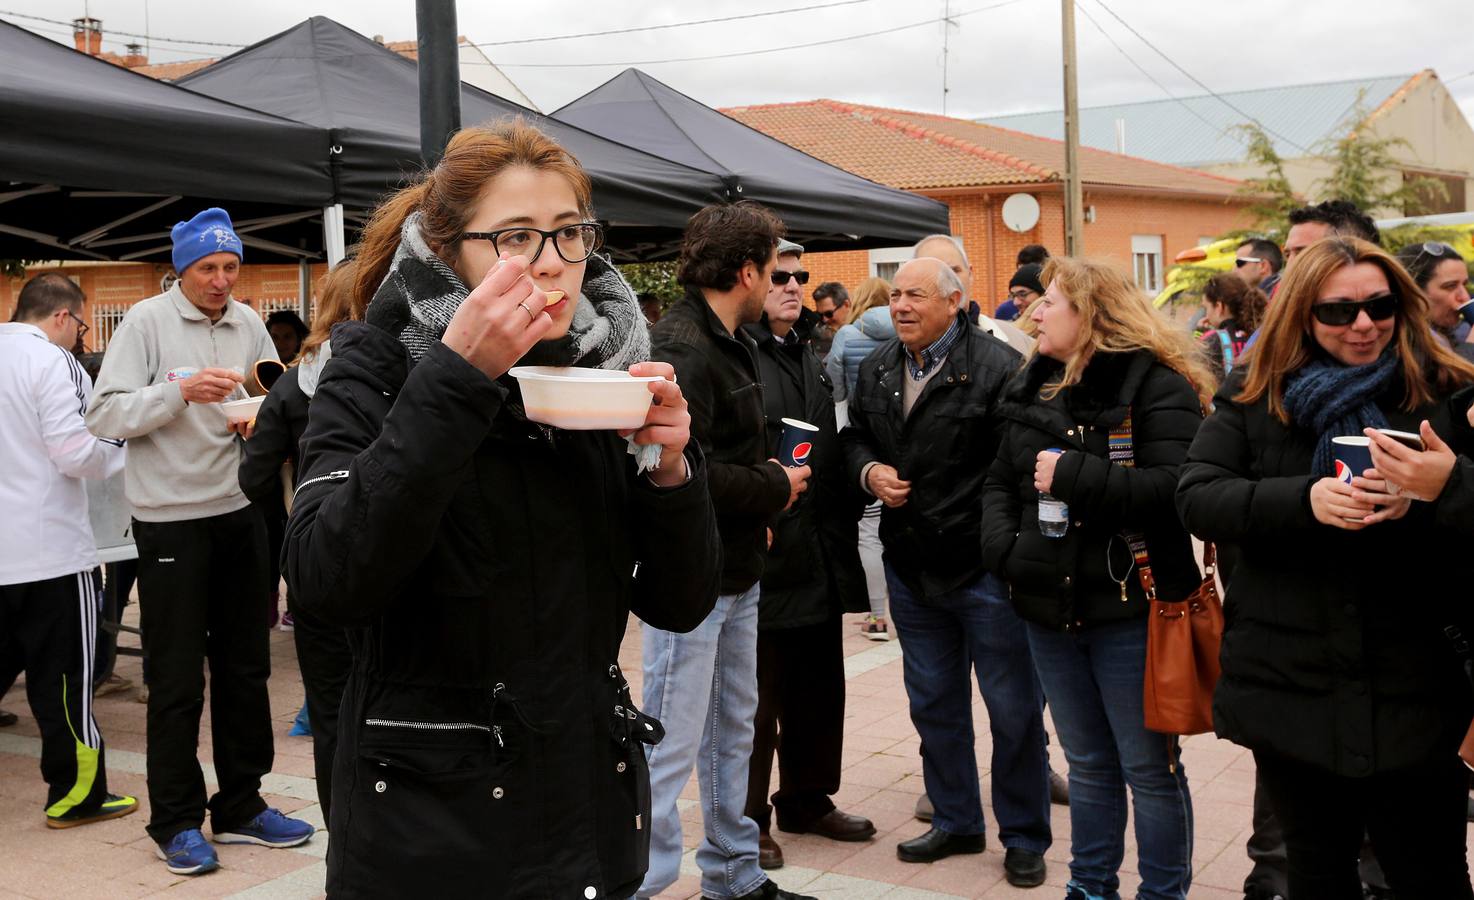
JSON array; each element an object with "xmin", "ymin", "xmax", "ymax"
[
  {"xmin": 1004, "ymin": 847, "xmax": 1046, "ymax": 887},
  {"xmin": 778, "ymin": 808, "xmax": 876, "ymax": 842},
  {"xmin": 758, "ymin": 832, "xmax": 784, "ymax": 870},
  {"xmin": 1049, "ymin": 768, "xmax": 1070, "ymax": 805},
  {"xmin": 896, "ymin": 827, "xmax": 985, "ymax": 863},
  {"xmin": 705, "ymin": 879, "xmax": 815, "ymax": 900}
]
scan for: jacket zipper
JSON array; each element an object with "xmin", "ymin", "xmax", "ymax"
[
  {"xmin": 363, "ymin": 717, "xmax": 491, "ymax": 733},
  {"xmin": 293, "ymin": 469, "xmax": 349, "ymax": 498}
]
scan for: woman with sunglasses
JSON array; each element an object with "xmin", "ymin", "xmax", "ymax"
[
  {"xmin": 1178, "ymin": 237, "xmax": 1474, "ymax": 898},
  {"xmin": 283, "ymin": 121, "xmax": 721, "ymax": 897},
  {"xmin": 1396, "ymin": 241, "xmax": 1474, "ymax": 361}
]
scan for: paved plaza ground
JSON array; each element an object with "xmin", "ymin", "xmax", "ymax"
[{"xmin": 0, "ymin": 595, "xmax": 1304, "ymax": 899}]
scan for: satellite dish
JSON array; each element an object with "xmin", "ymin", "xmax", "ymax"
[{"xmin": 1001, "ymin": 193, "xmax": 1041, "ymax": 233}]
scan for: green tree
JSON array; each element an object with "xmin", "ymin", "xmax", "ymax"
[
  {"xmin": 618, "ymin": 261, "xmax": 681, "ymax": 311},
  {"xmin": 1312, "ymin": 93, "xmax": 1447, "ymax": 215},
  {"xmin": 1, "ymin": 259, "xmax": 30, "ymax": 279},
  {"xmin": 1231, "ymin": 123, "xmax": 1299, "ymax": 238}
]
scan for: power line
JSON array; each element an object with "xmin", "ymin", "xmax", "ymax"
[
  {"xmin": 468, "ymin": 0, "xmax": 876, "ymax": 48},
  {"xmin": 1072, "ymin": 1, "xmax": 1232, "ymax": 145},
  {"xmin": 0, "ymin": 8, "xmax": 245, "ymax": 48},
  {"xmin": 495, "ymin": 0, "xmax": 1030, "ymax": 69},
  {"xmin": 1087, "ymin": 0, "xmax": 1308, "ymax": 154}
]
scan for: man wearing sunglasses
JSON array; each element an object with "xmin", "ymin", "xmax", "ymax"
[
  {"xmin": 0, "ymin": 273, "xmax": 133, "ymax": 831},
  {"xmin": 811, "ymin": 282, "xmax": 850, "ymax": 359},
  {"xmin": 1234, "ymin": 239, "xmax": 1284, "ymax": 296}
]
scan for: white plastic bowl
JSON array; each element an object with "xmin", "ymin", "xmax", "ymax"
[
  {"xmin": 221, "ymin": 396, "xmax": 265, "ymax": 424},
  {"xmin": 509, "ymin": 366, "xmax": 663, "ymax": 430}
]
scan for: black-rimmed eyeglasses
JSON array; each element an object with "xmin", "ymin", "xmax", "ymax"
[
  {"xmin": 66, "ymin": 309, "xmax": 89, "ymax": 340},
  {"xmin": 459, "ymin": 223, "xmax": 604, "ymax": 264}
]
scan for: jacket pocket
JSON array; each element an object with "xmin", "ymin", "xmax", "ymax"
[
  {"xmin": 600, "ymin": 673, "xmax": 664, "ymax": 884},
  {"xmin": 342, "ymin": 719, "xmax": 522, "ymax": 895}
]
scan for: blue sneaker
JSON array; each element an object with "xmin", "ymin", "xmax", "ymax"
[
  {"xmin": 212, "ymin": 807, "xmax": 315, "ymax": 848},
  {"xmin": 1064, "ymin": 881, "xmax": 1109, "ymax": 900},
  {"xmin": 156, "ymin": 828, "xmax": 220, "ymax": 875}
]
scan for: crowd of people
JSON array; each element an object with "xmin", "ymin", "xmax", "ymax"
[{"xmin": 2, "ymin": 119, "xmax": 1474, "ymax": 900}]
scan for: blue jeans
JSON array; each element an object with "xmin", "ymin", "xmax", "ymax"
[
  {"xmin": 638, "ymin": 584, "xmax": 765, "ymax": 899},
  {"xmin": 885, "ymin": 566, "xmax": 1051, "ymax": 852},
  {"xmin": 1026, "ymin": 618, "xmax": 1194, "ymax": 900}
]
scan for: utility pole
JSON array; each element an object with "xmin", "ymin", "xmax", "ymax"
[
  {"xmin": 416, "ymin": 0, "xmax": 462, "ymax": 168},
  {"xmin": 1061, "ymin": 0, "xmax": 1085, "ymax": 255}
]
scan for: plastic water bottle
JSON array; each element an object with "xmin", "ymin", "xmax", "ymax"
[{"xmin": 1038, "ymin": 448, "xmax": 1069, "ymax": 538}]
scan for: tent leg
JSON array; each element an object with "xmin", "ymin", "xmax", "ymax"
[
  {"xmin": 323, "ymin": 204, "xmax": 346, "ymax": 266},
  {"xmin": 298, "ymin": 258, "xmax": 311, "ymax": 322}
]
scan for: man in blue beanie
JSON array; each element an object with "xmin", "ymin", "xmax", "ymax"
[{"xmin": 87, "ymin": 208, "xmax": 313, "ymax": 876}]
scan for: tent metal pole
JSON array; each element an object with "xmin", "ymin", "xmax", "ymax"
[
  {"xmin": 323, "ymin": 204, "xmax": 346, "ymax": 266},
  {"xmin": 415, "ymin": 0, "xmax": 461, "ymax": 167},
  {"xmin": 299, "ymin": 258, "xmax": 311, "ymax": 322}
]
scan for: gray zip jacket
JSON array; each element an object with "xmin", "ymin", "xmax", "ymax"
[{"xmin": 86, "ymin": 284, "xmax": 277, "ymax": 522}]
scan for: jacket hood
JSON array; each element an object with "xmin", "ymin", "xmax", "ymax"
[
  {"xmin": 857, "ymin": 307, "xmax": 896, "ymax": 340},
  {"xmin": 296, "ymin": 341, "xmax": 332, "ymax": 399}
]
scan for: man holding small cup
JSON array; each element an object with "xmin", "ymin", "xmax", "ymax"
[
  {"xmin": 741, "ymin": 240, "xmax": 873, "ymax": 869},
  {"xmin": 87, "ymin": 208, "xmax": 309, "ymax": 876}
]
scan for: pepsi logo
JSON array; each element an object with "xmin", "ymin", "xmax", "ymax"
[
  {"xmin": 1334, "ymin": 460, "xmax": 1354, "ymax": 484},
  {"xmin": 790, "ymin": 442, "xmax": 813, "ymax": 464}
]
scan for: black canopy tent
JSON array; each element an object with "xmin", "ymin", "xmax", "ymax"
[
  {"xmin": 0, "ymin": 19, "xmax": 337, "ymax": 264},
  {"xmin": 178, "ymin": 17, "xmax": 732, "ymax": 261},
  {"xmin": 553, "ymin": 69, "xmax": 953, "ymax": 253}
]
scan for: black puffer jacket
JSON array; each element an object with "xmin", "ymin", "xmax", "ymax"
[
  {"xmin": 982, "ymin": 350, "xmax": 1204, "ymax": 629},
  {"xmin": 284, "ymin": 322, "xmax": 721, "ymax": 899},
  {"xmin": 1177, "ymin": 368, "xmax": 1474, "ymax": 777},
  {"xmin": 651, "ymin": 288, "xmax": 791, "ymax": 594},
  {"xmin": 744, "ymin": 316, "xmax": 867, "ymax": 629},
  {"xmin": 842, "ymin": 312, "xmax": 1022, "ymax": 596}
]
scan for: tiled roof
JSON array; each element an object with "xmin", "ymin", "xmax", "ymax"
[
  {"xmin": 131, "ymin": 57, "xmax": 215, "ymax": 81},
  {"xmin": 977, "ymin": 73, "xmax": 1423, "ymax": 166},
  {"xmin": 722, "ymin": 99, "xmax": 1244, "ymax": 196}
]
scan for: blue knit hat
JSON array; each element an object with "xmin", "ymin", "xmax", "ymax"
[{"xmin": 171, "ymin": 208, "xmax": 243, "ymax": 275}]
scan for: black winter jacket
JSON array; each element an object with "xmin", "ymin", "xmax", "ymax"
[
  {"xmin": 284, "ymin": 322, "xmax": 721, "ymax": 898},
  {"xmin": 842, "ymin": 312, "xmax": 1022, "ymax": 596},
  {"xmin": 651, "ymin": 288, "xmax": 791, "ymax": 594},
  {"xmin": 1177, "ymin": 368, "xmax": 1474, "ymax": 777},
  {"xmin": 238, "ymin": 365, "xmax": 309, "ymax": 506},
  {"xmin": 982, "ymin": 350, "xmax": 1204, "ymax": 630},
  {"xmin": 743, "ymin": 316, "xmax": 867, "ymax": 629}
]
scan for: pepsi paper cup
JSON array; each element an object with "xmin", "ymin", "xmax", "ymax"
[
  {"xmin": 1459, "ymin": 300, "xmax": 1474, "ymax": 327},
  {"xmin": 1331, "ymin": 436, "xmax": 1373, "ymax": 484},
  {"xmin": 777, "ymin": 418, "xmax": 820, "ymax": 468}
]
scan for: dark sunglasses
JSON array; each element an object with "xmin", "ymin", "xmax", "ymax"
[
  {"xmin": 1414, "ymin": 241, "xmax": 1457, "ymax": 262},
  {"xmin": 1233, "ymin": 256, "xmax": 1262, "ymax": 268},
  {"xmin": 817, "ymin": 307, "xmax": 840, "ymax": 320},
  {"xmin": 1310, "ymin": 293, "xmax": 1399, "ymax": 326},
  {"xmin": 770, "ymin": 270, "xmax": 809, "ymax": 286},
  {"xmin": 459, "ymin": 222, "xmax": 604, "ymax": 264}
]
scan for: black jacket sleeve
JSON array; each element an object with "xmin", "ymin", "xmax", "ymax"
[
  {"xmin": 841, "ymin": 362, "xmax": 882, "ymax": 489},
  {"xmin": 979, "ymin": 423, "xmax": 1023, "ymax": 574},
  {"xmin": 238, "ymin": 369, "xmax": 298, "ymax": 505},
  {"xmin": 285, "ymin": 343, "xmax": 507, "ymax": 626},
  {"xmin": 627, "ymin": 448, "xmax": 723, "ymax": 633},
  {"xmin": 1175, "ymin": 379, "xmax": 1317, "ymax": 544},
  {"xmin": 1051, "ymin": 366, "xmax": 1201, "ymax": 530},
  {"xmin": 1434, "ymin": 384, "xmax": 1474, "ymax": 537},
  {"xmin": 652, "ymin": 337, "xmax": 789, "ymax": 518}
]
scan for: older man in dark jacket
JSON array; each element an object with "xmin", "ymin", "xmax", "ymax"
[
  {"xmin": 741, "ymin": 240, "xmax": 873, "ymax": 870},
  {"xmin": 639, "ymin": 206, "xmax": 815, "ymax": 900},
  {"xmin": 842, "ymin": 257, "xmax": 1051, "ymax": 886}
]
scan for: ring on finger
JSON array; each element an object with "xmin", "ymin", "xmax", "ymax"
[{"xmin": 517, "ymin": 301, "xmax": 535, "ymax": 322}]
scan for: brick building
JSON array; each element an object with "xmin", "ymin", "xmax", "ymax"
[
  {"xmin": 0, "ymin": 262, "xmax": 328, "ymax": 352},
  {"xmin": 722, "ymin": 100, "xmax": 1256, "ymax": 312}
]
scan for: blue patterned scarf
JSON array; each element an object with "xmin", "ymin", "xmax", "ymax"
[{"xmin": 1281, "ymin": 350, "xmax": 1398, "ymax": 476}]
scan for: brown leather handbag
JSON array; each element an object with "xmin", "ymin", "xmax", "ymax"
[{"xmin": 1111, "ymin": 411, "xmax": 1224, "ymax": 736}]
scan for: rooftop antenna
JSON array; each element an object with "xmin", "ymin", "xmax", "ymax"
[{"xmin": 941, "ymin": 0, "xmax": 957, "ymax": 115}]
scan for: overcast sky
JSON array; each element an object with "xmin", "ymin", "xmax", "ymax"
[{"xmin": 9, "ymin": 0, "xmax": 1474, "ymax": 128}]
